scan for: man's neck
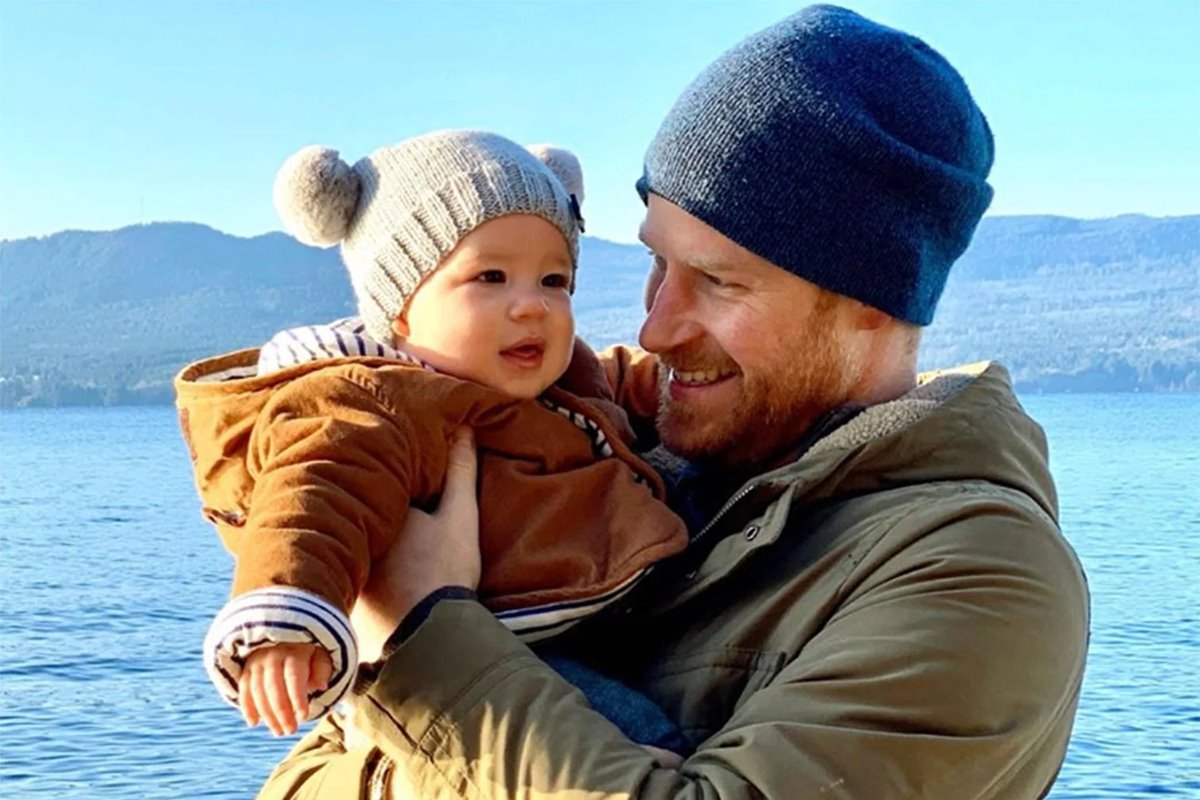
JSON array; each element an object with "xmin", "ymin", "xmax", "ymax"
[
  {"xmin": 774, "ymin": 403, "xmax": 868, "ymax": 467},
  {"xmin": 847, "ymin": 336, "xmax": 919, "ymax": 408}
]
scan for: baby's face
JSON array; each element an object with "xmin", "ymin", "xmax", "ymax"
[{"xmin": 398, "ymin": 214, "xmax": 575, "ymax": 399}]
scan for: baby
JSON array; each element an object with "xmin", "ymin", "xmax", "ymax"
[{"xmin": 175, "ymin": 131, "xmax": 687, "ymax": 749}]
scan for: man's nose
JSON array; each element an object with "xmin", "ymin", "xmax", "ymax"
[{"xmin": 638, "ymin": 269, "xmax": 701, "ymax": 354}]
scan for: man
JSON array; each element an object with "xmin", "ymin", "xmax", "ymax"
[{"xmin": 259, "ymin": 6, "xmax": 1089, "ymax": 798}]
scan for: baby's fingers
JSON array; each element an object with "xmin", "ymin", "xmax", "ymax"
[
  {"xmin": 251, "ymin": 665, "xmax": 285, "ymax": 736},
  {"xmin": 309, "ymin": 649, "xmax": 333, "ymax": 693},
  {"xmin": 283, "ymin": 656, "xmax": 311, "ymax": 724},
  {"xmin": 238, "ymin": 671, "xmax": 260, "ymax": 728},
  {"xmin": 264, "ymin": 661, "xmax": 298, "ymax": 736}
]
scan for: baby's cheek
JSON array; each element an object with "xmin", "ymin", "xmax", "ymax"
[{"xmin": 554, "ymin": 331, "xmax": 577, "ymax": 373}]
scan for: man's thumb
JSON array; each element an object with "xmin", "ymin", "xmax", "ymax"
[{"xmin": 444, "ymin": 427, "xmax": 478, "ymax": 498}]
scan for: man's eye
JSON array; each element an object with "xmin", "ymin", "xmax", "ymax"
[
  {"xmin": 542, "ymin": 273, "xmax": 570, "ymax": 288},
  {"xmin": 702, "ymin": 271, "xmax": 725, "ymax": 287},
  {"xmin": 476, "ymin": 270, "xmax": 506, "ymax": 283}
]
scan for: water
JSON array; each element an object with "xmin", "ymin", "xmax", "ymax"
[{"xmin": 1, "ymin": 395, "xmax": 1197, "ymax": 798}]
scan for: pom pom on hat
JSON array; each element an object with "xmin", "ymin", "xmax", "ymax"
[
  {"xmin": 273, "ymin": 146, "xmax": 362, "ymax": 247},
  {"xmin": 527, "ymin": 144, "xmax": 585, "ymax": 230}
]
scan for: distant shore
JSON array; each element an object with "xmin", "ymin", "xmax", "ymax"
[{"xmin": 2, "ymin": 379, "xmax": 1196, "ymax": 411}]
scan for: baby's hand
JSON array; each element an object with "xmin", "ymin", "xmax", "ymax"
[{"xmin": 239, "ymin": 642, "xmax": 333, "ymax": 736}]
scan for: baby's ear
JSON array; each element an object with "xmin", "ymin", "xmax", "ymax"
[{"xmin": 391, "ymin": 315, "xmax": 410, "ymax": 342}]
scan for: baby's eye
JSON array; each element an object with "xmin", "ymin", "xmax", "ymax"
[
  {"xmin": 476, "ymin": 269, "xmax": 506, "ymax": 284},
  {"xmin": 542, "ymin": 273, "xmax": 570, "ymax": 289}
]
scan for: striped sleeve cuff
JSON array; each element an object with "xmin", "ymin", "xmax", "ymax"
[
  {"xmin": 256, "ymin": 317, "xmax": 409, "ymax": 375},
  {"xmin": 203, "ymin": 587, "xmax": 359, "ymax": 721}
]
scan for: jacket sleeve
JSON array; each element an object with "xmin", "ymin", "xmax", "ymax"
[
  {"xmin": 208, "ymin": 372, "xmax": 435, "ymax": 718},
  {"xmin": 257, "ymin": 500, "xmax": 1089, "ymax": 799},
  {"xmin": 233, "ymin": 371, "xmax": 427, "ymax": 608},
  {"xmin": 596, "ymin": 344, "xmax": 662, "ymax": 447},
  {"xmin": 256, "ymin": 714, "xmax": 388, "ymax": 800}
]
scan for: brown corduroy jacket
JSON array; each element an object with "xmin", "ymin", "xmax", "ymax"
[{"xmin": 174, "ymin": 340, "xmax": 683, "ymax": 619}]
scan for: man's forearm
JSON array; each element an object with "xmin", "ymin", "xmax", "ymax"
[{"xmin": 356, "ymin": 598, "xmax": 666, "ymax": 799}]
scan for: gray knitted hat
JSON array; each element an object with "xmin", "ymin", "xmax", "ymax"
[{"xmin": 274, "ymin": 130, "xmax": 585, "ymax": 344}]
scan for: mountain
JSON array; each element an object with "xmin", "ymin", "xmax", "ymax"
[
  {"xmin": 1, "ymin": 216, "xmax": 1197, "ymax": 407},
  {"xmin": 924, "ymin": 215, "xmax": 1199, "ymax": 392}
]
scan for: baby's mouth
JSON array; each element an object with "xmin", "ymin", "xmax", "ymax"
[{"xmin": 500, "ymin": 339, "xmax": 546, "ymax": 367}]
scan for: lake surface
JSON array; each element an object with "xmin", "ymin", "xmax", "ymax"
[{"xmin": 1, "ymin": 394, "xmax": 1197, "ymax": 798}]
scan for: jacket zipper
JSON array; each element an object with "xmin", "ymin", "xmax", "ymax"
[
  {"xmin": 683, "ymin": 407, "xmax": 858, "ymax": 557},
  {"xmin": 685, "ymin": 481, "xmax": 763, "ymax": 565}
]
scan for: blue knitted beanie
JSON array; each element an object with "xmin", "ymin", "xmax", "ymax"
[{"xmin": 637, "ymin": 4, "xmax": 994, "ymax": 325}]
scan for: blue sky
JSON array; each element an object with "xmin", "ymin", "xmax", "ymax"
[{"xmin": 1, "ymin": 0, "xmax": 1197, "ymax": 243}]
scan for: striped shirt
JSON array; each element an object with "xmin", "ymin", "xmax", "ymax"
[{"xmin": 256, "ymin": 317, "xmax": 426, "ymax": 374}]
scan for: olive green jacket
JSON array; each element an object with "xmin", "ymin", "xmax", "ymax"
[{"xmin": 257, "ymin": 362, "xmax": 1089, "ymax": 800}]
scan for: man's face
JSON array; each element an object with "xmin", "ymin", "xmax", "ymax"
[{"xmin": 638, "ymin": 196, "xmax": 860, "ymax": 469}]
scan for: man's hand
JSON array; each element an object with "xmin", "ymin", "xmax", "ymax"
[
  {"xmin": 351, "ymin": 427, "xmax": 481, "ymax": 662},
  {"xmin": 239, "ymin": 642, "xmax": 333, "ymax": 736}
]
